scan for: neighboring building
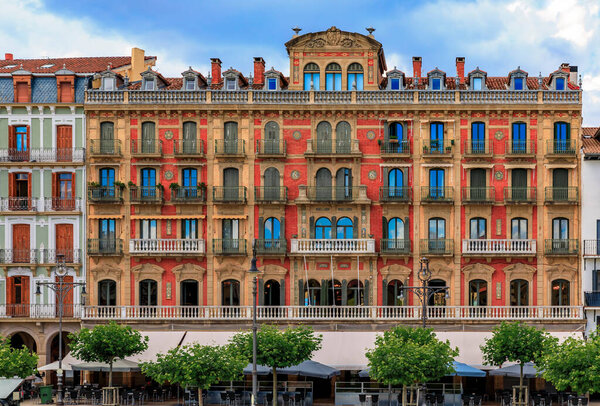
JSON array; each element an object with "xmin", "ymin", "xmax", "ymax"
[
  {"xmin": 83, "ymin": 27, "xmax": 583, "ymax": 387},
  {"xmin": 582, "ymin": 126, "xmax": 600, "ymax": 336},
  {"xmin": 0, "ymin": 49, "xmax": 155, "ymax": 369}
]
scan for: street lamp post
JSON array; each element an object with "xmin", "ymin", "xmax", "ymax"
[
  {"xmin": 36, "ymin": 254, "xmax": 86, "ymax": 406},
  {"xmin": 249, "ymin": 241, "xmax": 260, "ymax": 406},
  {"xmin": 399, "ymin": 257, "xmax": 449, "ymax": 328}
]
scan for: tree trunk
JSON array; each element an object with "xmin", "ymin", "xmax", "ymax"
[
  {"xmin": 388, "ymin": 383, "xmax": 392, "ymax": 406},
  {"xmin": 402, "ymin": 385, "xmax": 407, "ymax": 406},
  {"xmin": 198, "ymin": 388, "xmax": 203, "ymax": 406},
  {"xmin": 109, "ymin": 359, "xmax": 113, "ymax": 387},
  {"xmin": 519, "ymin": 363, "xmax": 524, "ymax": 404},
  {"xmin": 273, "ymin": 367, "xmax": 278, "ymax": 406}
]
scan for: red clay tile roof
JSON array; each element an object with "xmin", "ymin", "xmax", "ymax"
[
  {"xmin": 582, "ymin": 136, "xmax": 600, "ymax": 154},
  {"xmin": 583, "ymin": 127, "xmax": 600, "ymax": 137},
  {"xmin": 0, "ymin": 56, "xmax": 156, "ymax": 74}
]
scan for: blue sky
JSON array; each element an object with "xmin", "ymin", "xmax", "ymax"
[{"xmin": 2, "ymin": 0, "xmax": 599, "ymax": 125}]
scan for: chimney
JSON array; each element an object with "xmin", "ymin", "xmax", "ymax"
[
  {"xmin": 569, "ymin": 66, "xmax": 578, "ymax": 85},
  {"xmin": 253, "ymin": 57, "xmax": 265, "ymax": 86},
  {"xmin": 211, "ymin": 58, "xmax": 222, "ymax": 84},
  {"xmin": 560, "ymin": 63, "xmax": 570, "ymax": 73},
  {"xmin": 130, "ymin": 47, "xmax": 146, "ymax": 81},
  {"xmin": 5, "ymin": 53, "xmax": 13, "ymax": 61},
  {"xmin": 456, "ymin": 57, "xmax": 465, "ymax": 84},
  {"xmin": 412, "ymin": 57, "xmax": 422, "ymax": 79}
]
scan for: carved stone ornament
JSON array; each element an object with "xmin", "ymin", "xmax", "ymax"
[
  {"xmin": 293, "ymin": 130, "xmax": 302, "ymax": 140},
  {"xmin": 164, "ymin": 170, "xmax": 174, "ymax": 180},
  {"xmin": 494, "ymin": 170, "xmax": 504, "ymax": 180},
  {"xmin": 368, "ymin": 170, "xmax": 377, "ymax": 180},
  {"xmin": 494, "ymin": 130, "xmax": 504, "ymax": 140},
  {"xmin": 291, "ymin": 170, "xmax": 300, "ymax": 180},
  {"xmin": 304, "ymin": 27, "xmax": 359, "ymax": 48},
  {"xmin": 366, "ymin": 130, "xmax": 375, "ymax": 140},
  {"xmin": 164, "ymin": 130, "xmax": 174, "ymax": 140},
  {"xmin": 326, "ymin": 26, "xmax": 342, "ymax": 45}
]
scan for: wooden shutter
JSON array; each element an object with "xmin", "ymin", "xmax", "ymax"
[
  {"xmin": 364, "ymin": 280, "xmax": 370, "ymax": 306},
  {"xmin": 27, "ymin": 173, "xmax": 32, "ymax": 209},
  {"xmin": 52, "ymin": 173, "xmax": 57, "ymax": 199},
  {"xmin": 56, "ymin": 224, "xmax": 74, "ymax": 262},
  {"xmin": 21, "ymin": 275, "xmax": 30, "ymax": 305},
  {"xmin": 279, "ymin": 217, "xmax": 285, "ymax": 241},
  {"xmin": 309, "ymin": 216, "xmax": 315, "ymax": 239},
  {"xmin": 279, "ymin": 279, "xmax": 285, "ymax": 306},
  {"xmin": 320, "ymin": 279, "xmax": 328, "ymax": 305},
  {"xmin": 383, "ymin": 121, "xmax": 389, "ymax": 143},
  {"xmin": 16, "ymin": 82, "xmax": 28, "ymax": 103},
  {"xmin": 8, "ymin": 126, "xmax": 15, "ymax": 149},
  {"xmin": 13, "ymin": 224, "xmax": 30, "ymax": 261},
  {"xmin": 341, "ymin": 280, "xmax": 348, "ymax": 306},
  {"xmin": 382, "ymin": 217, "xmax": 388, "ymax": 239},
  {"xmin": 381, "ymin": 279, "xmax": 388, "ymax": 306},
  {"xmin": 258, "ymin": 279, "xmax": 264, "ymax": 306},
  {"xmin": 383, "ymin": 168, "xmax": 389, "ymax": 188},
  {"xmin": 353, "ymin": 216, "xmax": 358, "ymax": 239},
  {"xmin": 404, "ymin": 217, "xmax": 410, "ymax": 246},
  {"xmin": 258, "ymin": 217, "xmax": 264, "ymax": 240},
  {"xmin": 59, "ymin": 82, "xmax": 71, "ymax": 103},
  {"xmin": 8, "ymin": 173, "xmax": 14, "ymax": 199},
  {"xmin": 298, "ymin": 279, "xmax": 304, "ymax": 306},
  {"xmin": 6, "ymin": 277, "xmax": 14, "ymax": 305}
]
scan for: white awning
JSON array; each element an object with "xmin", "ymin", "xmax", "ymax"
[{"xmin": 127, "ymin": 331, "xmax": 186, "ymax": 363}]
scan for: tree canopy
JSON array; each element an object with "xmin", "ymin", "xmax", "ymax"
[
  {"xmin": 0, "ymin": 336, "xmax": 38, "ymax": 378},
  {"xmin": 538, "ymin": 332, "xmax": 600, "ymax": 395},
  {"xmin": 366, "ymin": 326, "xmax": 458, "ymax": 389},
  {"xmin": 141, "ymin": 343, "xmax": 246, "ymax": 406},
  {"xmin": 230, "ymin": 325, "xmax": 322, "ymax": 406},
  {"xmin": 68, "ymin": 321, "xmax": 148, "ymax": 386}
]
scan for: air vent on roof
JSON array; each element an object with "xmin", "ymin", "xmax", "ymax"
[
  {"xmin": 2, "ymin": 64, "xmax": 17, "ymax": 69},
  {"xmin": 39, "ymin": 63, "xmax": 55, "ymax": 69}
]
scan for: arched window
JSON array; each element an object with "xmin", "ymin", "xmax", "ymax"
[
  {"xmin": 304, "ymin": 280, "xmax": 321, "ymax": 306},
  {"xmin": 139, "ymin": 279, "xmax": 157, "ymax": 306},
  {"xmin": 335, "ymin": 168, "xmax": 352, "ymax": 200},
  {"xmin": 328, "ymin": 279, "xmax": 342, "ymax": 306},
  {"xmin": 98, "ymin": 280, "xmax": 116, "ymax": 306},
  {"xmin": 388, "ymin": 217, "xmax": 405, "ymax": 240},
  {"xmin": 316, "ymin": 217, "xmax": 332, "ymax": 239},
  {"xmin": 315, "ymin": 168, "xmax": 332, "ymax": 200},
  {"xmin": 553, "ymin": 121, "xmax": 570, "ymax": 153},
  {"xmin": 388, "ymin": 169, "xmax": 404, "ymax": 198},
  {"xmin": 263, "ymin": 121, "xmax": 280, "ymax": 154},
  {"xmin": 99, "ymin": 122, "xmax": 115, "ymax": 154},
  {"xmin": 263, "ymin": 167, "xmax": 280, "ymax": 200},
  {"xmin": 551, "ymin": 279, "xmax": 570, "ymax": 306},
  {"xmin": 430, "ymin": 122, "xmax": 444, "ymax": 152},
  {"xmin": 224, "ymin": 122, "xmax": 238, "ymax": 154},
  {"xmin": 316, "ymin": 121, "xmax": 332, "ymax": 153},
  {"xmin": 510, "ymin": 279, "xmax": 528, "ymax": 306},
  {"xmin": 347, "ymin": 63, "xmax": 364, "ymax": 90},
  {"xmin": 180, "ymin": 280, "xmax": 198, "ymax": 306},
  {"xmin": 141, "ymin": 122, "xmax": 156, "ymax": 153},
  {"xmin": 264, "ymin": 280, "xmax": 281, "ymax": 306},
  {"xmin": 336, "ymin": 217, "xmax": 353, "ymax": 239},
  {"xmin": 347, "ymin": 280, "xmax": 364, "ymax": 306},
  {"xmin": 386, "ymin": 280, "xmax": 404, "ymax": 306},
  {"xmin": 325, "ymin": 63, "xmax": 342, "ymax": 91},
  {"xmin": 471, "ymin": 122, "xmax": 485, "ymax": 153},
  {"xmin": 222, "ymin": 279, "xmax": 240, "ymax": 306},
  {"xmin": 511, "ymin": 122, "xmax": 527, "ymax": 154},
  {"xmin": 303, "ymin": 63, "xmax": 320, "ymax": 91},
  {"xmin": 511, "ymin": 217, "xmax": 528, "ymax": 239},
  {"xmin": 470, "ymin": 217, "xmax": 486, "ymax": 239},
  {"xmin": 182, "ymin": 121, "xmax": 197, "ymax": 154},
  {"xmin": 469, "ymin": 279, "xmax": 487, "ymax": 306},
  {"xmin": 264, "ymin": 217, "xmax": 281, "ymax": 241},
  {"xmin": 335, "ymin": 121, "xmax": 351, "ymax": 153},
  {"xmin": 428, "ymin": 279, "xmax": 447, "ymax": 306},
  {"xmin": 140, "ymin": 168, "xmax": 156, "ymax": 198}
]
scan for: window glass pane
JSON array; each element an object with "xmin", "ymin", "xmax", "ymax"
[
  {"xmin": 556, "ymin": 77, "xmax": 565, "ymax": 90},
  {"xmin": 268, "ymin": 78, "xmax": 277, "ymax": 90},
  {"xmin": 304, "ymin": 73, "xmax": 312, "ymax": 91},
  {"xmin": 227, "ymin": 79, "xmax": 236, "ymax": 90},
  {"xmin": 432, "ymin": 78, "xmax": 441, "ymax": 90},
  {"xmin": 185, "ymin": 79, "xmax": 195, "ymax": 90},
  {"xmin": 514, "ymin": 77, "xmax": 523, "ymax": 90},
  {"xmin": 391, "ymin": 78, "xmax": 400, "ymax": 90},
  {"xmin": 472, "ymin": 77, "xmax": 482, "ymax": 90},
  {"xmin": 326, "ymin": 74, "xmax": 334, "ymax": 90}
]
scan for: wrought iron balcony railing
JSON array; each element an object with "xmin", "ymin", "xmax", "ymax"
[
  {"xmin": 544, "ymin": 239, "xmax": 579, "ymax": 255},
  {"xmin": 0, "ymin": 197, "xmax": 39, "ymax": 211},
  {"xmin": 88, "ymin": 186, "xmax": 123, "ymax": 203},
  {"xmin": 174, "ymin": 139, "xmax": 205, "ymax": 157},
  {"xmin": 422, "ymin": 139, "xmax": 453, "ymax": 155},
  {"xmin": 380, "ymin": 239, "xmax": 411, "ymax": 255},
  {"xmin": 256, "ymin": 140, "xmax": 286, "ymax": 156},
  {"xmin": 255, "ymin": 239, "xmax": 287, "ymax": 255},
  {"xmin": 212, "ymin": 239, "xmax": 247, "ymax": 255},
  {"xmin": 0, "ymin": 148, "xmax": 85, "ymax": 163},
  {"xmin": 462, "ymin": 187, "xmax": 495, "ymax": 204},
  {"xmin": 89, "ymin": 139, "xmax": 121, "ymax": 156},
  {"xmin": 584, "ymin": 291, "xmax": 600, "ymax": 307},
  {"xmin": 171, "ymin": 187, "xmax": 206, "ymax": 203},
  {"xmin": 584, "ymin": 240, "xmax": 600, "ymax": 256},
  {"xmin": 379, "ymin": 187, "xmax": 412, "ymax": 203},
  {"xmin": 546, "ymin": 139, "xmax": 577, "ymax": 156},
  {"xmin": 419, "ymin": 239, "xmax": 454, "ymax": 255},
  {"xmin": 463, "ymin": 140, "xmax": 492, "ymax": 156},
  {"xmin": 421, "ymin": 186, "xmax": 454, "ymax": 203},
  {"xmin": 544, "ymin": 187, "xmax": 578, "ymax": 203},
  {"xmin": 214, "ymin": 139, "xmax": 245, "ymax": 156},
  {"xmin": 380, "ymin": 140, "xmax": 411, "ymax": 155},
  {"xmin": 130, "ymin": 187, "xmax": 163, "ymax": 203},
  {"xmin": 503, "ymin": 187, "xmax": 537, "ymax": 203},
  {"xmin": 505, "ymin": 140, "xmax": 536, "ymax": 156},
  {"xmin": 254, "ymin": 187, "xmax": 287, "ymax": 203},
  {"xmin": 131, "ymin": 139, "xmax": 162, "ymax": 156},
  {"xmin": 306, "ymin": 139, "xmax": 360, "ymax": 155},
  {"xmin": 87, "ymin": 239, "xmax": 124, "ymax": 255},
  {"xmin": 0, "ymin": 249, "xmax": 82, "ymax": 264},
  {"xmin": 212, "ymin": 186, "xmax": 247, "ymax": 203}
]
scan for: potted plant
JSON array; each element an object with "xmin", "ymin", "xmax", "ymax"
[
  {"xmin": 128, "ymin": 181, "xmax": 136, "ymax": 188},
  {"xmin": 169, "ymin": 183, "xmax": 180, "ymax": 190},
  {"xmin": 114, "ymin": 181, "xmax": 126, "ymax": 190},
  {"xmin": 89, "ymin": 181, "xmax": 100, "ymax": 188},
  {"xmin": 423, "ymin": 145, "xmax": 429, "ymax": 153},
  {"xmin": 156, "ymin": 184, "xmax": 165, "ymax": 191},
  {"xmin": 377, "ymin": 139, "xmax": 382, "ymax": 145},
  {"xmin": 446, "ymin": 145, "xmax": 452, "ymax": 153}
]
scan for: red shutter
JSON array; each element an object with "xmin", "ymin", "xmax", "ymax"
[
  {"xmin": 52, "ymin": 173, "xmax": 57, "ymax": 201},
  {"xmin": 16, "ymin": 82, "xmax": 28, "ymax": 103},
  {"xmin": 8, "ymin": 173, "xmax": 14, "ymax": 198},
  {"xmin": 21, "ymin": 276, "xmax": 30, "ymax": 305},
  {"xmin": 8, "ymin": 126, "xmax": 15, "ymax": 150},
  {"xmin": 56, "ymin": 224, "xmax": 74, "ymax": 262},
  {"xmin": 13, "ymin": 224, "xmax": 30, "ymax": 263},
  {"xmin": 6, "ymin": 277, "xmax": 14, "ymax": 305},
  {"xmin": 58, "ymin": 275, "xmax": 74, "ymax": 317},
  {"xmin": 59, "ymin": 82, "xmax": 71, "ymax": 103}
]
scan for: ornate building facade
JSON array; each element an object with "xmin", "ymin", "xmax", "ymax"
[{"xmin": 82, "ymin": 27, "xmax": 583, "ymax": 368}]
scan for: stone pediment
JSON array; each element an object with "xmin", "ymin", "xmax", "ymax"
[{"xmin": 285, "ymin": 26, "xmax": 381, "ymax": 51}]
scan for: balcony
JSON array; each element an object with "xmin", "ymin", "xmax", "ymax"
[
  {"xmin": 505, "ymin": 140, "xmax": 536, "ymax": 157},
  {"xmin": 462, "ymin": 239, "xmax": 536, "ymax": 256},
  {"xmin": 171, "ymin": 187, "xmax": 206, "ymax": 203},
  {"xmin": 544, "ymin": 187, "xmax": 578, "ymax": 204},
  {"xmin": 255, "ymin": 239, "xmax": 287, "ymax": 256},
  {"xmin": 174, "ymin": 139, "xmax": 205, "ymax": 157},
  {"xmin": 419, "ymin": 239, "xmax": 454, "ymax": 256},
  {"xmin": 87, "ymin": 239, "xmax": 124, "ymax": 256},
  {"xmin": 302, "ymin": 186, "xmax": 367, "ymax": 203},
  {"xmin": 583, "ymin": 240, "xmax": 600, "ymax": 256},
  {"xmin": 420, "ymin": 186, "xmax": 454, "ymax": 203},
  {"xmin": 0, "ymin": 148, "xmax": 85, "ymax": 163},
  {"xmin": 504, "ymin": 187, "xmax": 537, "ymax": 204},
  {"xmin": 212, "ymin": 239, "xmax": 247, "ymax": 255},
  {"xmin": 0, "ymin": 249, "xmax": 39, "ymax": 264},
  {"xmin": 130, "ymin": 187, "xmax": 163, "ymax": 204},
  {"xmin": 0, "ymin": 304, "xmax": 83, "ymax": 319},
  {"xmin": 546, "ymin": 140, "xmax": 577, "ymax": 156},
  {"xmin": 131, "ymin": 139, "xmax": 162, "ymax": 157},
  {"xmin": 81, "ymin": 305, "xmax": 584, "ymax": 321},
  {"xmin": 214, "ymin": 139, "xmax": 245, "ymax": 156},
  {"xmin": 88, "ymin": 186, "xmax": 123, "ymax": 203},
  {"xmin": 89, "ymin": 139, "xmax": 121, "ymax": 156},
  {"xmin": 380, "ymin": 140, "xmax": 411, "ymax": 156},
  {"xmin": 305, "ymin": 139, "xmax": 361, "ymax": 156},
  {"xmin": 44, "ymin": 197, "xmax": 83, "ymax": 212},
  {"xmin": 544, "ymin": 239, "xmax": 579, "ymax": 255},
  {"xmin": 584, "ymin": 291, "xmax": 600, "ymax": 307},
  {"xmin": 254, "ymin": 187, "xmax": 287, "ymax": 203},
  {"xmin": 463, "ymin": 140, "xmax": 492, "ymax": 156},
  {"xmin": 422, "ymin": 139, "xmax": 453, "ymax": 156},
  {"xmin": 212, "ymin": 186, "xmax": 247, "ymax": 203},
  {"xmin": 462, "ymin": 187, "xmax": 495, "ymax": 204},
  {"xmin": 380, "ymin": 239, "xmax": 411, "ymax": 255},
  {"xmin": 256, "ymin": 140, "xmax": 286, "ymax": 157},
  {"xmin": 0, "ymin": 197, "xmax": 39, "ymax": 212},
  {"xmin": 379, "ymin": 187, "xmax": 412, "ymax": 203},
  {"xmin": 129, "ymin": 239, "xmax": 206, "ymax": 255},
  {"xmin": 290, "ymin": 239, "xmax": 376, "ymax": 254}
]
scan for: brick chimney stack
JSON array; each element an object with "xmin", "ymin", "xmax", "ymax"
[
  {"xmin": 5, "ymin": 53, "xmax": 13, "ymax": 61},
  {"xmin": 253, "ymin": 57, "xmax": 265, "ymax": 86},
  {"xmin": 412, "ymin": 57, "xmax": 422, "ymax": 79},
  {"xmin": 211, "ymin": 58, "xmax": 222, "ymax": 84},
  {"xmin": 560, "ymin": 63, "xmax": 570, "ymax": 73},
  {"xmin": 456, "ymin": 57, "xmax": 465, "ymax": 84}
]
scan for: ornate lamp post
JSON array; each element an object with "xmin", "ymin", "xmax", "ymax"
[
  {"xmin": 36, "ymin": 254, "xmax": 86, "ymax": 406},
  {"xmin": 399, "ymin": 257, "xmax": 449, "ymax": 328},
  {"xmin": 249, "ymin": 241, "xmax": 260, "ymax": 406}
]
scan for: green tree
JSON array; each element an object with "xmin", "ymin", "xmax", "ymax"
[
  {"xmin": 366, "ymin": 326, "xmax": 458, "ymax": 406},
  {"xmin": 141, "ymin": 343, "xmax": 246, "ymax": 406},
  {"xmin": 538, "ymin": 331, "xmax": 600, "ymax": 395},
  {"xmin": 230, "ymin": 325, "xmax": 322, "ymax": 406},
  {"xmin": 481, "ymin": 321, "xmax": 556, "ymax": 403},
  {"xmin": 68, "ymin": 321, "xmax": 148, "ymax": 387},
  {"xmin": 0, "ymin": 336, "xmax": 38, "ymax": 378}
]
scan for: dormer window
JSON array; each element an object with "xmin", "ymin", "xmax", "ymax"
[
  {"xmin": 39, "ymin": 63, "xmax": 55, "ymax": 69},
  {"xmin": 103, "ymin": 77, "xmax": 115, "ymax": 91},
  {"xmin": 391, "ymin": 78, "xmax": 400, "ymax": 90},
  {"xmin": 185, "ymin": 78, "xmax": 196, "ymax": 90},
  {"xmin": 226, "ymin": 78, "xmax": 236, "ymax": 90},
  {"xmin": 514, "ymin": 77, "xmax": 524, "ymax": 90},
  {"xmin": 385, "ymin": 67, "xmax": 405, "ymax": 91},
  {"xmin": 267, "ymin": 78, "xmax": 277, "ymax": 90},
  {"xmin": 555, "ymin": 77, "xmax": 565, "ymax": 91},
  {"xmin": 427, "ymin": 69, "xmax": 446, "ymax": 91},
  {"xmin": 509, "ymin": 68, "xmax": 528, "ymax": 91},
  {"xmin": 144, "ymin": 78, "xmax": 155, "ymax": 90},
  {"xmin": 472, "ymin": 77, "xmax": 482, "ymax": 90},
  {"xmin": 431, "ymin": 78, "xmax": 441, "ymax": 90}
]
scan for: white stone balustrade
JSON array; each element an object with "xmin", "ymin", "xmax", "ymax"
[
  {"xmin": 129, "ymin": 239, "xmax": 206, "ymax": 255},
  {"xmin": 290, "ymin": 239, "xmax": 376, "ymax": 254},
  {"xmin": 462, "ymin": 239, "xmax": 536, "ymax": 255}
]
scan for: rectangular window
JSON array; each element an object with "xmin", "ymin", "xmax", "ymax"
[
  {"xmin": 144, "ymin": 79, "xmax": 155, "ymax": 90},
  {"xmin": 390, "ymin": 78, "xmax": 400, "ymax": 90},
  {"xmin": 182, "ymin": 219, "xmax": 198, "ymax": 239},
  {"xmin": 59, "ymin": 81, "xmax": 72, "ymax": 102},
  {"xmin": 431, "ymin": 78, "xmax": 441, "ymax": 90},
  {"xmin": 326, "ymin": 73, "xmax": 342, "ymax": 91},
  {"xmin": 140, "ymin": 219, "xmax": 157, "ymax": 240},
  {"xmin": 267, "ymin": 78, "xmax": 277, "ymax": 90},
  {"xmin": 512, "ymin": 123, "xmax": 527, "ymax": 153},
  {"xmin": 472, "ymin": 77, "xmax": 482, "ymax": 90},
  {"xmin": 185, "ymin": 78, "xmax": 195, "ymax": 90},
  {"xmin": 347, "ymin": 73, "xmax": 363, "ymax": 90},
  {"xmin": 226, "ymin": 79, "xmax": 236, "ymax": 90},
  {"xmin": 303, "ymin": 73, "xmax": 320, "ymax": 91},
  {"xmin": 514, "ymin": 77, "xmax": 524, "ymax": 90},
  {"xmin": 103, "ymin": 77, "xmax": 115, "ymax": 91},
  {"xmin": 556, "ymin": 77, "xmax": 565, "ymax": 91}
]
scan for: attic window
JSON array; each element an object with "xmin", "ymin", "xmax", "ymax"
[
  {"xmin": 144, "ymin": 78, "xmax": 155, "ymax": 90},
  {"xmin": 39, "ymin": 63, "xmax": 55, "ymax": 69},
  {"xmin": 267, "ymin": 78, "xmax": 277, "ymax": 91},
  {"xmin": 555, "ymin": 77, "xmax": 565, "ymax": 91},
  {"xmin": 514, "ymin": 77, "xmax": 524, "ymax": 90},
  {"xmin": 226, "ymin": 78, "xmax": 237, "ymax": 90},
  {"xmin": 2, "ymin": 64, "xmax": 17, "ymax": 69},
  {"xmin": 103, "ymin": 77, "xmax": 115, "ymax": 91},
  {"xmin": 391, "ymin": 78, "xmax": 400, "ymax": 90},
  {"xmin": 431, "ymin": 78, "xmax": 441, "ymax": 90},
  {"xmin": 185, "ymin": 78, "xmax": 196, "ymax": 90},
  {"xmin": 472, "ymin": 77, "xmax": 482, "ymax": 90}
]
